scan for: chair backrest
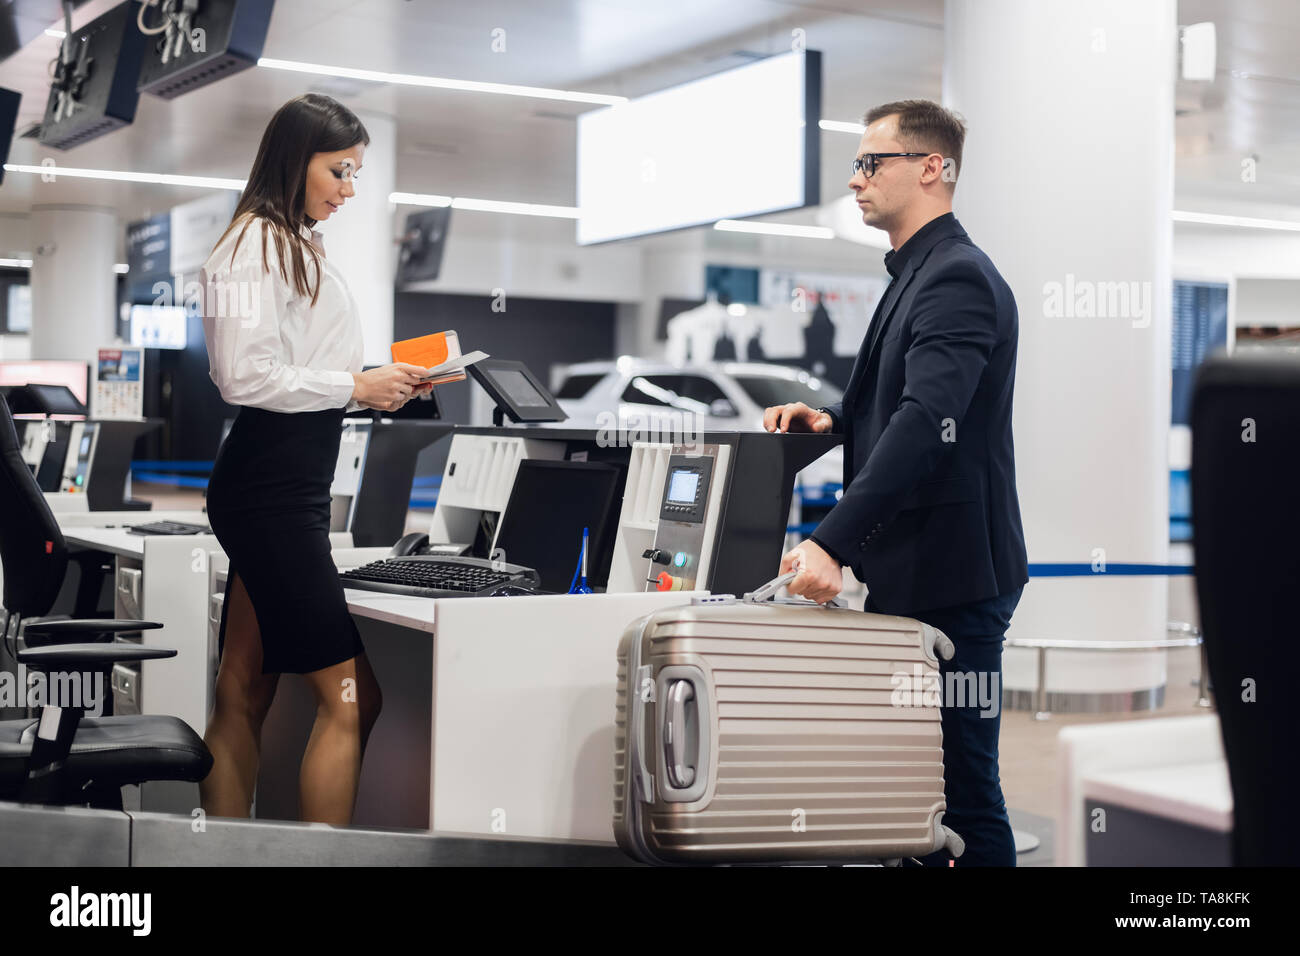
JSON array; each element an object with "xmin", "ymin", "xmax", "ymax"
[
  {"xmin": 0, "ymin": 396, "xmax": 68, "ymax": 618},
  {"xmin": 1191, "ymin": 350, "xmax": 1300, "ymax": 866}
]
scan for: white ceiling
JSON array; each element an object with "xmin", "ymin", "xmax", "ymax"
[{"xmin": 0, "ymin": 0, "xmax": 1296, "ymax": 252}]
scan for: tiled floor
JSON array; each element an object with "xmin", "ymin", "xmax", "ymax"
[{"xmin": 138, "ymin": 482, "xmax": 1211, "ymax": 865}]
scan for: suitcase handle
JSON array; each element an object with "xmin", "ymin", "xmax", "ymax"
[
  {"xmin": 743, "ymin": 572, "xmax": 844, "ymax": 609},
  {"xmin": 664, "ymin": 679, "xmax": 697, "ymax": 789}
]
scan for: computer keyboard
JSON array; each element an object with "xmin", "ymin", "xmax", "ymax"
[
  {"xmin": 126, "ymin": 520, "xmax": 211, "ymax": 536},
  {"xmin": 339, "ymin": 555, "xmax": 541, "ymax": 598}
]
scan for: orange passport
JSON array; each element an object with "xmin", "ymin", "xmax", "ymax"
[{"xmin": 391, "ymin": 330, "xmax": 458, "ymax": 369}]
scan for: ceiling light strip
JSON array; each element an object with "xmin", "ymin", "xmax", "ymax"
[
  {"xmin": 2, "ymin": 163, "xmax": 244, "ymax": 190},
  {"xmin": 714, "ymin": 219, "xmax": 835, "ymax": 239},
  {"xmin": 1172, "ymin": 210, "xmax": 1300, "ymax": 232},
  {"xmin": 0, "ymin": 258, "xmax": 129, "ymax": 271},
  {"xmin": 819, "ymin": 119, "xmax": 865, "ymax": 134},
  {"xmin": 257, "ymin": 57, "xmax": 627, "ymax": 106}
]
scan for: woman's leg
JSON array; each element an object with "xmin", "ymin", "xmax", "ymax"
[
  {"xmin": 297, "ymin": 652, "xmax": 383, "ymax": 825},
  {"xmin": 199, "ymin": 571, "xmax": 281, "ymax": 818}
]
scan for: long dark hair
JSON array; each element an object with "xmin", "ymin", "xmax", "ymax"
[{"xmin": 214, "ymin": 94, "xmax": 369, "ymax": 305}]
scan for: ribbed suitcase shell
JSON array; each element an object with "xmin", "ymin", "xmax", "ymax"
[{"xmin": 614, "ymin": 596, "xmax": 961, "ymax": 864}]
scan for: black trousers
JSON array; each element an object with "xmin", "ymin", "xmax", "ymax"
[{"xmin": 866, "ymin": 584, "xmax": 1024, "ymax": 866}]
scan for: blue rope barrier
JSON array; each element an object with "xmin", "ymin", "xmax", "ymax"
[
  {"xmin": 132, "ymin": 471, "xmax": 211, "ymax": 489},
  {"xmin": 131, "ymin": 460, "xmax": 215, "ymax": 473},
  {"xmin": 1028, "ymin": 563, "xmax": 1194, "ymax": 577}
]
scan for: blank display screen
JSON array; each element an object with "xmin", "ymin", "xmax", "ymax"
[
  {"xmin": 667, "ymin": 470, "xmax": 699, "ymax": 503},
  {"xmin": 494, "ymin": 369, "xmax": 549, "ymax": 408},
  {"xmin": 577, "ymin": 51, "xmax": 816, "ymax": 244}
]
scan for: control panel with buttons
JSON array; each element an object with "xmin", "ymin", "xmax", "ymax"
[{"xmin": 642, "ymin": 446, "xmax": 726, "ymax": 594}]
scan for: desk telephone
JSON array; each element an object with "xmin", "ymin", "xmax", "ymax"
[{"xmin": 339, "ymin": 533, "xmax": 542, "ymax": 597}]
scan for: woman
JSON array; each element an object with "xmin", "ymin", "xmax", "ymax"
[{"xmin": 199, "ymin": 93, "xmax": 427, "ymax": 824}]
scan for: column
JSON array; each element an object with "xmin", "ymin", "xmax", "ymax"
[
  {"xmin": 318, "ymin": 110, "xmax": 398, "ymax": 367},
  {"xmin": 28, "ymin": 204, "xmax": 119, "ymax": 368},
  {"xmin": 944, "ymin": 0, "xmax": 1175, "ymax": 708}
]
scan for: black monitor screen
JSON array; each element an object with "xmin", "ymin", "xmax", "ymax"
[
  {"xmin": 26, "ymin": 384, "xmax": 86, "ymax": 416},
  {"xmin": 493, "ymin": 460, "xmax": 623, "ymax": 593},
  {"xmin": 494, "ymin": 369, "xmax": 549, "ymax": 408},
  {"xmin": 36, "ymin": 433, "xmax": 70, "ymax": 492}
]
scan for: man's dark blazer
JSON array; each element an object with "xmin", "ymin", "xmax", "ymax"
[{"xmin": 811, "ymin": 212, "xmax": 1028, "ymax": 614}]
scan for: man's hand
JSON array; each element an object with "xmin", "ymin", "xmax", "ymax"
[
  {"xmin": 780, "ymin": 539, "xmax": 843, "ymax": 604},
  {"xmin": 764, "ymin": 401, "xmax": 832, "ymax": 434}
]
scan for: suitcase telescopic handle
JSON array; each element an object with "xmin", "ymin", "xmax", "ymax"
[{"xmin": 743, "ymin": 572, "xmax": 844, "ymax": 608}]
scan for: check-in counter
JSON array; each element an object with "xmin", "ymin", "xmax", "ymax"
[{"xmin": 250, "ymin": 587, "xmax": 705, "ymax": 837}]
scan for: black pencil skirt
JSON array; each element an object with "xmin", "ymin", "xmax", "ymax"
[{"xmin": 207, "ymin": 405, "xmax": 365, "ymax": 675}]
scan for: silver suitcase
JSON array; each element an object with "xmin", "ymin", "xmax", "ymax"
[{"xmin": 614, "ymin": 573, "xmax": 964, "ymax": 865}]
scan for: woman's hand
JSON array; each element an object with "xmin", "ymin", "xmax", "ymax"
[{"xmin": 351, "ymin": 363, "xmax": 428, "ymax": 412}]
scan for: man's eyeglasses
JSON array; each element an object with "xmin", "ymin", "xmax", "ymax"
[{"xmin": 851, "ymin": 153, "xmax": 930, "ymax": 178}]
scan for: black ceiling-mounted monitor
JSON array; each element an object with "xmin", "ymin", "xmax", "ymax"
[
  {"xmin": 39, "ymin": 2, "xmax": 149, "ymax": 150},
  {"xmin": 137, "ymin": 0, "xmax": 276, "ymax": 100},
  {"xmin": 468, "ymin": 359, "xmax": 568, "ymax": 426},
  {"xmin": 396, "ymin": 207, "xmax": 451, "ymax": 287},
  {"xmin": 0, "ymin": 87, "xmax": 20, "ymax": 185}
]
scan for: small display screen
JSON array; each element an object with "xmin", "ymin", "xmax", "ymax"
[
  {"xmin": 667, "ymin": 470, "xmax": 700, "ymax": 504},
  {"xmin": 494, "ymin": 368, "xmax": 548, "ymax": 408}
]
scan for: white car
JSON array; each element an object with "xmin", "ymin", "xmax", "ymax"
[{"xmin": 550, "ymin": 357, "xmax": 844, "ymax": 489}]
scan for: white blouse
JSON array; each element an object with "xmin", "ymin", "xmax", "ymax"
[{"xmin": 200, "ymin": 215, "xmax": 365, "ymax": 413}]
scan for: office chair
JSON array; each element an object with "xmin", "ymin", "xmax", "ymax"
[
  {"xmin": 1191, "ymin": 350, "xmax": 1300, "ymax": 866},
  {"xmin": 0, "ymin": 395, "xmax": 212, "ymax": 808}
]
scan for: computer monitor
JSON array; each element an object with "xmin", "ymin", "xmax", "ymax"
[
  {"xmin": 468, "ymin": 359, "xmax": 568, "ymax": 425},
  {"xmin": 9, "ymin": 383, "xmax": 86, "ymax": 416},
  {"xmin": 129, "ymin": 304, "xmax": 188, "ymax": 350},
  {"xmin": 396, "ymin": 207, "xmax": 451, "ymax": 286},
  {"xmin": 493, "ymin": 460, "xmax": 623, "ymax": 593},
  {"xmin": 35, "ymin": 427, "xmax": 71, "ymax": 492}
]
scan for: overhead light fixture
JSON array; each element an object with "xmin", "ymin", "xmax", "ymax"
[
  {"xmin": 390, "ymin": 192, "xmax": 579, "ymax": 219},
  {"xmin": 389, "ymin": 192, "xmax": 452, "ymax": 208},
  {"xmin": 0, "ymin": 258, "xmax": 129, "ymax": 271},
  {"xmin": 820, "ymin": 119, "xmax": 865, "ymax": 134},
  {"xmin": 44, "ymin": 29, "xmax": 66, "ymax": 39},
  {"xmin": 714, "ymin": 219, "xmax": 835, "ymax": 239},
  {"xmin": 1173, "ymin": 210, "xmax": 1300, "ymax": 232},
  {"xmin": 258, "ymin": 58, "xmax": 627, "ymax": 106},
  {"xmin": 1, "ymin": 163, "xmax": 245, "ymax": 190},
  {"xmin": 451, "ymin": 197, "xmax": 579, "ymax": 219}
]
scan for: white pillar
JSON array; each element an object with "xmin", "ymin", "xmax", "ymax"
[
  {"xmin": 944, "ymin": 0, "xmax": 1175, "ymax": 707},
  {"xmin": 638, "ymin": 240, "xmax": 706, "ymax": 359},
  {"xmin": 28, "ymin": 204, "xmax": 119, "ymax": 368},
  {"xmin": 317, "ymin": 110, "xmax": 397, "ymax": 367}
]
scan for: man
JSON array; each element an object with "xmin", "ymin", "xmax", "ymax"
[{"xmin": 764, "ymin": 99, "xmax": 1028, "ymax": 866}]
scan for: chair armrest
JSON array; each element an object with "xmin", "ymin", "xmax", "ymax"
[
  {"xmin": 24, "ymin": 619, "xmax": 162, "ymax": 641},
  {"xmin": 17, "ymin": 642, "xmax": 176, "ymax": 670}
]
